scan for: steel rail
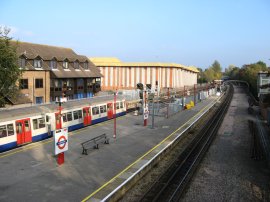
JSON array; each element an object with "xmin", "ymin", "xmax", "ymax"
[{"xmin": 139, "ymin": 84, "xmax": 233, "ymax": 202}]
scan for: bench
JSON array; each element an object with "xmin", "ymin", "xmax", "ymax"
[{"xmin": 81, "ymin": 133, "xmax": 110, "ymax": 155}]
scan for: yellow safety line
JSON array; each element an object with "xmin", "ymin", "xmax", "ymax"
[
  {"xmin": 82, "ymin": 98, "xmax": 217, "ymax": 201},
  {"xmin": 0, "ymin": 116, "xmax": 125, "ymax": 159}
]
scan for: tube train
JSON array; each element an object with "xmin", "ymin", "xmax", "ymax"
[{"xmin": 0, "ymin": 95, "xmax": 128, "ymax": 152}]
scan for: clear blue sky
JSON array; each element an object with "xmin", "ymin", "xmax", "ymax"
[{"xmin": 1, "ymin": 0, "xmax": 269, "ymax": 70}]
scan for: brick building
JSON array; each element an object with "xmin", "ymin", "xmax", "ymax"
[
  {"xmin": 90, "ymin": 57, "xmax": 199, "ymax": 91},
  {"xmin": 13, "ymin": 41, "xmax": 102, "ymax": 104}
]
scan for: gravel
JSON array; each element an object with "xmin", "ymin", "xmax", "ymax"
[{"xmin": 181, "ymin": 86, "xmax": 270, "ymax": 202}]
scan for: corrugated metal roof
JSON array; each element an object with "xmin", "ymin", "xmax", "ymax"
[{"xmin": 89, "ymin": 57, "xmax": 199, "ymax": 73}]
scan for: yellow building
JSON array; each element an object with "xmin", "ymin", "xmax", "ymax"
[{"xmin": 90, "ymin": 57, "xmax": 199, "ymax": 91}]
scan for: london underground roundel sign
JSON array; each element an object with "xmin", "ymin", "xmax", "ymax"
[{"xmin": 54, "ymin": 128, "xmax": 68, "ymax": 155}]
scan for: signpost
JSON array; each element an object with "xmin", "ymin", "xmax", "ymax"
[
  {"xmin": 54, "ymin": 128, "xmax": 68, "ymax": 165},
  {"xmin": 143, "ymin": 90, "xmax": 149, "ymax": 126}
]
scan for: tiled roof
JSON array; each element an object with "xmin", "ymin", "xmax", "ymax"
[
  {"xmin": 89, "ymin": 57, "xmax": 199, "ymax": 73},
  {"xmin": 11, "ymin": 41, "xmax": 102, "ymax": 77}
]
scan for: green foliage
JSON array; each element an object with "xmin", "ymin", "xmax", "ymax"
[
  {"xmin": 200, "ymin": 60, "xmax": 222, "ymax": 82},
  {"xmin": 0, "ymin": 26, "xmax": 22, "ymax": 107},
  {"xmin": 225, "ymin": 61, "xmax": 268, "ymax": 97}
]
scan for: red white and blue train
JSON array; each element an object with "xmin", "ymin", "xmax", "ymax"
[{"xmin": 0, "ymin": 95, "xmax": 128, "ymax": 152}]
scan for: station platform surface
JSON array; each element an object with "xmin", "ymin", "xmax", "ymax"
[{"xmin": 0, "ymin": 96, "xmax": 217, "ymax": 202}]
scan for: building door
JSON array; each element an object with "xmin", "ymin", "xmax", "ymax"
[
  {"xmin": 107, "ymin": 103, "xmax": 113, "ymax": 119},
  {"xmin": 16, "ymin": 118, "xmax": 32, "ymax": 145},
  {"xmin": 83, "ymin": 107, "xmax": 91, "ymax": 126},
  {"xmin": 55, "ymin": 112, "xmax": 62, "ymax": 130}
]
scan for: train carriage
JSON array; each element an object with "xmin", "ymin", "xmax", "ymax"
[{"xmin": 0, "ymin": 95, "xmax": 127, "ymax": 152}]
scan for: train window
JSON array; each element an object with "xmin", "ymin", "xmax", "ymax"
[
  {"xmin": 120, "ymin": 102, "xmax": 123, "ymax": 109},
  {"xmin": 63, "ymin": 113, "xmax": 67, "ymax": 122},
  {"xmin": 116, "ymin": 103, "xmax": 120, "ymax": 109},
  {"xmin": 78, "ymin": 110, "xmax": 82, "ymax": 119},
  {"xmin": 67, "ymin": 112, "xmax": 73, "ymax": 121},
  {"xmin": 83, "ymin": 109, "xmax": 86, "ymax": 117},
  {"xmin": 46, "ymin": 115, "xmax": 50, "ymax": 122},
  {"xmin": 73, "ymin": 111, "xmax": 78, "ymax": 120},
  {"xmin": 92, "ymin": 107, "xmax": 100, "ymax": 115},
  {"xmin": 16, "ymin": 123, "xmax": 22, "ymax": 134},
  {"xmin": 100, "ymin": 105, "xmax": 107, "ymax": 113},
  {"xmin": 24, "ymin": 120, "xmax": 30, "ymax": 132},
  {"xmin": 7, "ymin": 124, "xmax": 14, "ymax": 136},
  {"xmin": 33, "ymin": 119, "xmax": 38, "ymax": 129},
  {"xmin": 0, "ymin": 125, "xmax": 7, "ymax": 138},
  {"xmin": 39, "ymin": 118, "xmax": 45, "ymax": 128},
  {"xmin": 33, "ymin": 118, "xmax": 45, "ymax": 130}
]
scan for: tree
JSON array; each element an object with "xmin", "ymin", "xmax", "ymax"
[
  {"xmin": 225, "ymin": 64, "xmax": 236, "ymax": 76},
  {"xmin": 0, "ymin": 26, "xmax": 22, "ymax": 107},
  {"xmin": 202, "ymin": 60, "xmax": 222, "ymax": 82},
  {"xmin": 225, "ymin": 61, "xmax": 268, "ymax": 97},
  {"xmin": 211, "ymin": 60, "xmax": 222, "ymax": 73}
]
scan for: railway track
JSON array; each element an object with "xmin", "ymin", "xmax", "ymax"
[{"xmin": 137, "ymin": 84, "xmax": 234, "ymax": 202}]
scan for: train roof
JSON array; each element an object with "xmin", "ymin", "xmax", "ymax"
[{"xmin": 0, "ymin": 95, "xmax": 125, "ymax": 123}]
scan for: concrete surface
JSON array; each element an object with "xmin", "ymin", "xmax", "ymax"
[{"xmin": 0, "ymin": 97, "xmax": 216, "ymax": 202}]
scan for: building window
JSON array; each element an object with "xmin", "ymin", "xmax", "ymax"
[
  {"xmin": 54, "ymin": 80, "xmax": 62, "ymax": 91},
  {"xmin": 74, "ymin": 61, "xmax": 79, "ymax": 69},
  {"xmin": 19, "ymin": 79, "xmax": 28, "ymax": 89},
  {"xmin": 34, "ymin": 59, "xmax": 42, "ymax": 68},
  {"xmin": 63, "ymin": 60, "xmax": 69, "ymax": 69},
  {"xmin": 84, "ymin": 62, "xmax": 88, "ymax": 69},
  {"xmin": 50, "ymin": 59, "xmax": 57, "ymax": 69},
  {"xmin": 35, "ymin": 97, "xmax": 43, "ymax": 104},
  {"xmin": 18, "ymin": 57, "xmax": 26, "ymax": 68},
  {"xmin": 35, "ymin": 79, "xmax": 43, "ymax": 88},
  {"xmin": 77, "ymin": 79, "xmax": 84, "ymax": 90},
  {"xmin": 63, "ymin": 79, "xmax": 72, "ymax": 90},
  {"xmin": 87, "ymin": 79, "xmax": 93, "ymax": 89}
]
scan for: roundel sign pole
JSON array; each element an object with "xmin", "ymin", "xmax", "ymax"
[
  {"xmin": 54, "ymin": 128, "xmax": 68, "ymax": 165},
  {"xmin": 143, "ymin": 90, "xmax": 149, "ymax": 126}
]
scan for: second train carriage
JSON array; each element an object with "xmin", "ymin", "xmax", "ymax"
[{"xmin": 0, "ymin": 95, "xmax": 127, "ymax": 152}]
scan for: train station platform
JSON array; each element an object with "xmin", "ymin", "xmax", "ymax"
[
  {"xmin": 181, "ymin": 86, "xmax": 270, "ymax": 201},
  {"xmin": 0, "ymin": 96, "xmax": 218, "ymax": 202}
]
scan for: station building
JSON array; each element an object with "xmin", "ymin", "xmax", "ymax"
[
  {"xmin": 90, "ymin": 57, "xmax": 199, "ymax": 91},
  {"xmin": 12, "ymin": 41, "xmax": 102, "ymax": 105},
  {"xmin": 257, "ymin": 71, "xmax": 270, "ymax": 120}
]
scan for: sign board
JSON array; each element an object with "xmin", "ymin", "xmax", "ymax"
[
  {"xmin": 143, "ymin": 104, "xmax": 149, "ymax": 120},
  {"xmin": 54, "ymin": 128, "xmax": 68, "ymax": 155},
  {"xmin": 60, "ymin": 97, "xmax": 67, "ymax": 103}
]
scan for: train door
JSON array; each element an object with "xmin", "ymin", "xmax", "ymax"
[
  {"xmin": 107, "ymin": 103, "xmax": 113, "ymax": 119},
  {"xmin": 83, "ymin": 107, "xmax": 91, "ymax": 126},
  {"xmin": 55, "ymin": 112, "xmax": 62, "ymax": 130},
  {"xmin": 16, "ymin": 118, "xmax": 32, "ymax": 145}
]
